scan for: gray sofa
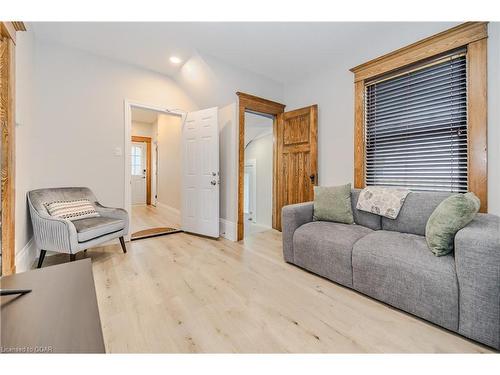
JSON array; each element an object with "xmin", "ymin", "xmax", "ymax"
[{"xmin": 282, "ymin": 189, "xmax": 500, "ymax": 350}]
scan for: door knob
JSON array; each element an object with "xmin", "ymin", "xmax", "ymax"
[
  {"xmin": 309, "ymin": 174, "xmax": 315, "ymax": 183},
  {"xmin": 211, "ymin": 180, "xmax": 217, "ymax": 186}
]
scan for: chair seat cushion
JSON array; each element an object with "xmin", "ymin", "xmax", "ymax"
[
  {"xmin": 352, "ymin": 230, "xmax": 459, "ymax": 331},
  {"xmin": 72, "ymin": 217, "xmax": 125, "ymax": 242},
  {"xmin": 293, "ymin": 221, "xmax": 373, "ymax": 287}
]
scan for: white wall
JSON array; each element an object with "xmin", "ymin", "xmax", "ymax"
[
  {"xmin": 156, "ymin": 114, "xmax": 182, "ymax": 211},
  {"xmin": 284, "ymin": 22, "xmax": 500, "ymax": 215},
  {"xmin": 245, "ymin": 133, "xmax": 273, "ymax": 228},
  {"xmin": 30, "ymin": 39, "xmax": 198, "ymax": 212},
  {"xmin": 14, "ymin": 36, "xmax": 283, "ymax": 263},
  {"xmin": 218, "ymin": 103, "xmax": 238, "ymax": 226},
  {"xmin": 175, "ymin": 53, "xmax": 283, "ymax": 109},
  {"xmin": 15, "ymin": 31, "xmax": 37, "ymax": 271},
  {"xmin": 131, "ymin": 121, "xmax": 155, "ymax": 139}
]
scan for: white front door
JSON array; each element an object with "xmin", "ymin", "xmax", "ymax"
[
  {"xmin": 131, "ymin": 142, "xmax": 147, "ymax": 205},
  {"xmin": 182, "ymin": 107, "xmax": 219, "ymax": 238}
]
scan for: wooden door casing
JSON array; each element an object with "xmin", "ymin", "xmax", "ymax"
[
  {"xmin": 0, "ymin": 31, "xmax": 16, "ymax": 276},
  {"xmin": 236, "ymin": 92, "xmax": 286, "ymax": 241},
  {"xmin": 276, "ymin": 105, "xmax": 318, "ymax": 230}
]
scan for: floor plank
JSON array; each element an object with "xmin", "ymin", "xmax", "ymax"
[{"xmin": 40, "ymin": 227, "xmax": 493, "ymax": 353}]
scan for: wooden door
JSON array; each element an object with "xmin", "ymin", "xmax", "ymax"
[{"xmin": 275, "ymin": 105, "xmax": 318, "ymax": 230}]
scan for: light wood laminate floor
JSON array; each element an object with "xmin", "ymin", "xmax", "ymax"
[
  {"xmin": 40, "ymin": 227, "xmax": 493, "ymax": 353},
  {"xmin": 131, "ymin": 204, "xmax": 181, "ymax": 234}
]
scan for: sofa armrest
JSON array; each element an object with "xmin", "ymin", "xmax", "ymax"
[
  {"xmin": 281, "ymin": 202, "xmax": 314, "ymax": 263},
  {"xmin": 28, "ymin": 203, "xmax": 77, "ymax": 253},
  {"xmin": 95, "ymin": 203, "xmax": 129, "ymax": 235},
  {"xmin": 455, "ymin": 213, "xmax": 500, "ymax": 349}
]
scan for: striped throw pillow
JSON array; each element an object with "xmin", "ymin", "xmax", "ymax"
[{"xmin": 44, "ymin": 199, "xmax": 100, "ymax": 221}]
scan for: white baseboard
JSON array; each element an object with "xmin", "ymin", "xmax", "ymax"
[
  {"xmin": 219, "ymin": 219, "xmax": 237, "ymax": 241},
  {"xmin": 16, "ymin": 238, "xmax": 38, "ymax": 273}
]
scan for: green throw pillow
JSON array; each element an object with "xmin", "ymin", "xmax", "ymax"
[
  {"xmin": 425, "ymin": 192, "xmax": 480, "ymax": 256},
  {"xmin": 313, "ymin": 184, "xmax": 354, "ymax": 224}
]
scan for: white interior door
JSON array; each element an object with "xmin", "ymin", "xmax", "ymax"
[
  {"xmin": 182, "ymin": 107, "xmax": 219, "ymax": 237},
  {"xmin": 131, "ymin": 142, "xmax": 146, "ymax": 205}
]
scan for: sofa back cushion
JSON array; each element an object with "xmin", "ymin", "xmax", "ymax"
[
  {"xmin": 381, "ymin": 191, "xmax": 452, "ymax": 236},
  {"xmin": 351, "ymin": 189, "xmax": 381, "ymax": 230}
]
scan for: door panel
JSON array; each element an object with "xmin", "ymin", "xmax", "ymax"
[
  {"xmin": 181, "ymin": 107, "xmax": 219, "ymax": 238},
  {"xmin": 276, "ymin": 105, "xmax": 318, "ymax": 230}
]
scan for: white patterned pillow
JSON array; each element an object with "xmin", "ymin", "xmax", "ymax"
[
  {"xmin": 44, "ymin": 199, "xmax": 100, "ymax": 221},
  {"xmin": 356, "ymin": 186, "xmax": 410, "ymax": 219}
]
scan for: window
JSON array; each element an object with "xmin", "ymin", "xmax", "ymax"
[
  {"xmin": 350, "ymin": 22, "xmax": 488, "ymax": 212},
  {"xmin": 131, "ymin": 145, "xmax": 143, "ymax": 176},
  {"xmin": 364, "ymin": 51, "xmax": 467, "ymax": 192}
]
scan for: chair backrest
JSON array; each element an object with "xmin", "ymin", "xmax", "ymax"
[{"xmin": 28, "ymin": 187, "xmax": 98, "ymax": 215}]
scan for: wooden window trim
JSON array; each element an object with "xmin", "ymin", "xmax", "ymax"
[
  {"xmin": 351, "ymin": 22, "xmax": 488, "ymax": 212},
  {"xmin": 131, "ymin": 136, "xmax": 152, "ymax": 206},
  {"xmin": 236, "ymin": 92, "xmax": 286, "ymax": 241}
]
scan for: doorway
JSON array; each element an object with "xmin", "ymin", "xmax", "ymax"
[
  {"xmin": 243, "ymin": 112, "xmax": 274, "ymax": 237},
  {"xmin": 236, "ymin": 92, "xmax": 318, "ymax": 241},
  {"xmin": 124, "ymin": 100, "xmax": 221, "ymax": 241},
  {"xmin": 129, "ymin": 105, "xmax": 183, "ymax": 240},
  {"xmin": 131, "ymin": 136, "xmax": 151, "ymax": 205}
]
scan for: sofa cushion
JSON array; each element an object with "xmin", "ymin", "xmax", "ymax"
[
  {"xmin": 352, "ymin": 230, "xmax": 459, "ymax": 331},
  {"xmin": 72, "ymin": 217, "xmax": 125, "ymax": 242},
  {"xmin": 313, "ymin": 184, "xmax": 354, "ymax": 224},
  {"xmin": 381, "ymin": 191, "xmax": 451, "ymax": 236},
  {"xmin": 426, "ymin": 192, "xmax": 480, "ymax": 256},
  {"xmin": 45, "ymin": 199, "xmax": 100, "ymax": 221},
  {"xmin": 293, "ymin": 221, "xmax": 373, "ymax": 287},
  {"xmin": 351, "ymin": 189, "xmax": 382, "ymax": 230}
]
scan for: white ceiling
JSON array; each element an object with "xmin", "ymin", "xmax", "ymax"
[
  {"xmin": 131, "ymin": 107, "xmax": 158, "ymax": 124},
  {"xmin": 30, "ymin": 22, "xmax": 459, "ymax": 84}
]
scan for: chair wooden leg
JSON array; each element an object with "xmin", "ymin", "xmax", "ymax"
[
  {"xmin": 37, "ymin": 250, "xmax": 47, "ymax": 269},
  {"xmin": 119, "ymin": 236, "xmax": 127, "ymax": 253},
  {"xmin": 70, "ymin": 253, "xmax": 76, "ymax": 262}
]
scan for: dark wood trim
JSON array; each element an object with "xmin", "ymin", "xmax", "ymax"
[
  {"xmin": 352, "ymin": 22, "xmax": 488, "ymax": 212},
  {"xmin": 236, "ymin": 92, "xmax": 286, "ymax": 241},
  {"xmin": 350, "ymin": 22, "xmax": 488, "ymax": 82},
  {"xmin": 131, "ymin": 135, "xmax": 152, "ymax": 206}
]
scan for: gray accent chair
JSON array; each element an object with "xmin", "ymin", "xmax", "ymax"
[
  {"xmin": 28, "ymin": 187, "xmax": 129, "ymax": 268},
  {"xmin": 282, "ymin": 189, "xmax": 500, "ymax": 350}
]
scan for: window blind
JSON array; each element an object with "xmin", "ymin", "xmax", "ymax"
[{"xmin": 364, "ymin": 51, "xmax": 468, "ymax": 192}]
